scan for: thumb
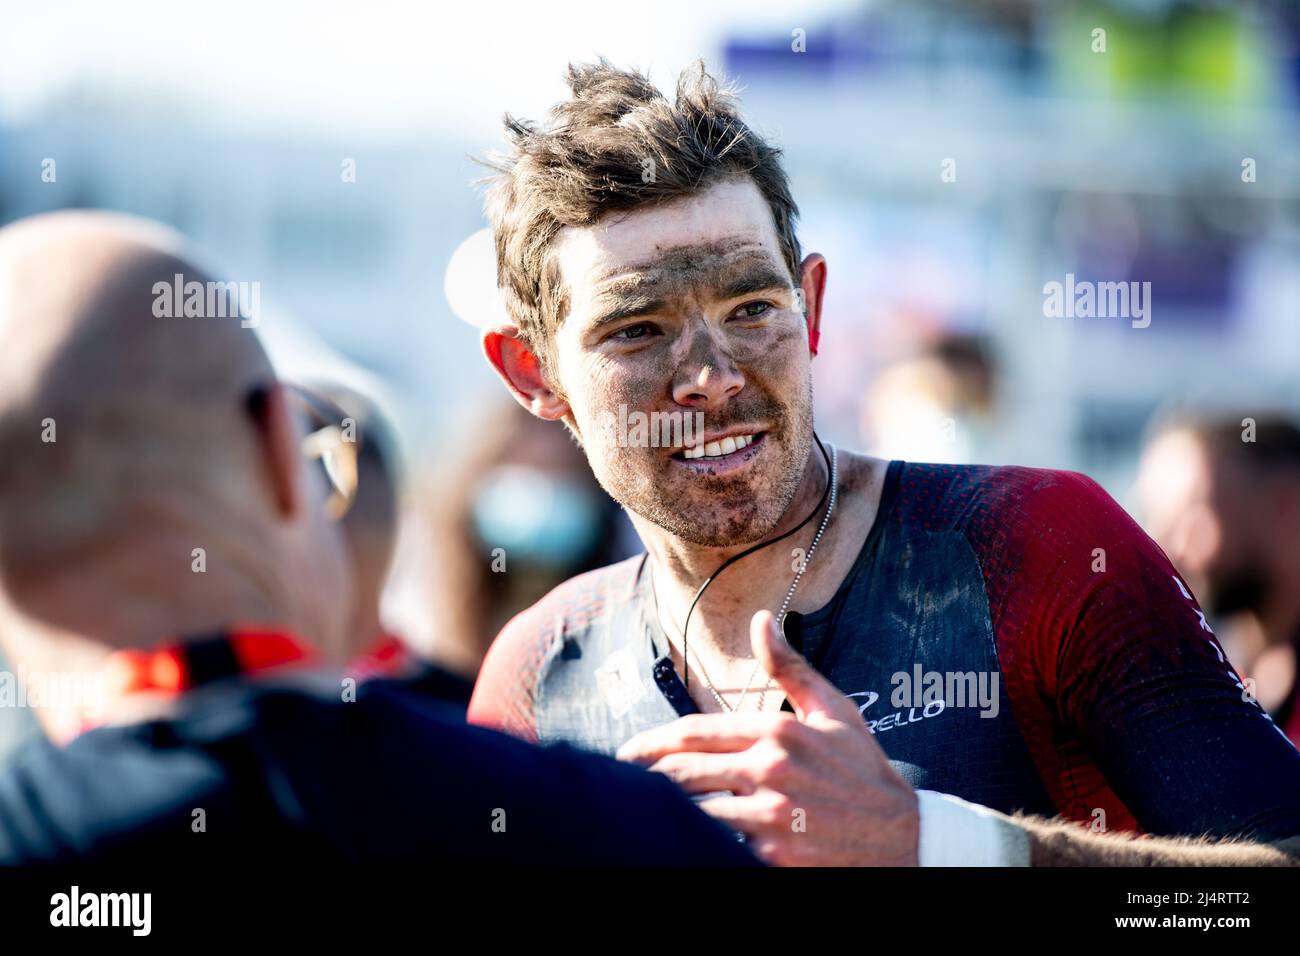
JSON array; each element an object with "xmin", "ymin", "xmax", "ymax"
[{"xmin": 751, "ymin": 610, "xmax": 856, "ymax": 723}]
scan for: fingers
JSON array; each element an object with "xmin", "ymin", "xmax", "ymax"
[
  {"xmin": 693, "ymin": 793, "xmax": 760, "ymax": 831},
  {"xmin": 691, "ymin": 792, "xmax": 795, "ymax": 841},
  {"xmin": 691, "ymin": 795, "xmax": 788, "ymax": 865},
  {"xmin": 616, "ymin": 711, "xmax": 796, "ymax": 764},
  {"xmin": 645, "ymin": 751, "xmax": 758, "ymax": 796},
  {"xmin": 751, "ymin": 610, "xmax": 861, "ymax": 724}
]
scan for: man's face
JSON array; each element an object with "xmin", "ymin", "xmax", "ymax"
[{"xmin": 547, "ymin": 177, "xmax": 814, "ymax": 547}]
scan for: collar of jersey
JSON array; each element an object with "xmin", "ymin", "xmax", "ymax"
[{"xmin": 101, "ymin": 626, "xmax": 318, "ymax": 697}]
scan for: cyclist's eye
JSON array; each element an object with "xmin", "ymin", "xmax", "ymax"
[
  {"xmin": 734, "ymin": 302, "xmax": 771, "ymax": 319},
  {"xmin": 611, "ymin": 323, "xmax": 653, "ymax": 341}
]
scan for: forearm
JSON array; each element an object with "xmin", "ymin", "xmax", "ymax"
[
  {"xmin": 1013, "ymin": 813, "xmax": 1300, "ymax": 867},
  {"xmin": 917, "ymin": 791, "xmax": 1300, "ymax": 866}
]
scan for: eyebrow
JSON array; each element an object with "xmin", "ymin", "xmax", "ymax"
[
  {"xmin": 586, "ymin": 258, "xmax": 793, "ymax": 330},
  {"xmin": 588, "ymin": 292, "xmax": 670, "ymax": 330}
]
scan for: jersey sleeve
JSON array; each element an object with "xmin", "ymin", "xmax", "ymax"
[
  {"xmin": 994, "ymin": 469, "xmax": 1300, "ymax": 842},
  {"xmin": 467, "ymin": 608, "xmax": 555, "ymax": 744},
  {"xmin": 468, "ymin": 558, "xmax": 642, "ymax": 743}
]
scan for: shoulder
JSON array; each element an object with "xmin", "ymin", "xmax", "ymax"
[
  {"xmin": 0, "ymin": 718, "xmax": 237, "ymax": 864},
  {"xmin": 893, "ymin": 461, "xmax": 1114, "ymax": 528},
  {"xmin": 889, "ymin": 461, "xmax": 1135, "ymax": 552},
  {"xmin": 889, "ymin": 461, "xmax": 1146, "ymax": 599},
  {"xmin": 468, "ymin": 555, "xmax": 646, "ymax": 739},
  {"xmin": 488, "ymin": 553, "xmax": 647, "ymax": 664},
  {"xmin": 518, "ymin": 554, "xmax": 648, "ymax": 633}
]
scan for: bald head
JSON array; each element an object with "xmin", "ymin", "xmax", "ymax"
[
  {"xmin": 0, "ymin": 213, "xmax": 273, "ymax": 567},
  {"xmin": 0, "ymin": 214, "xmax": 272, "ymax": 397},
  {"xmin": 0, "ymin": 212, "xmax": 352, "ymax": 660}
]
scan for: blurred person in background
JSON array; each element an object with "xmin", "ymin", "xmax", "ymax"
[
  {"xmin": 860, "ymin": 334, "xmax": 1000, "ymax": 465},
  {"xmin": 0, "ymin": 210, "xmax": 758, "ymax": 866},
  {"xmin": 319, "ymin": 380, "xmax": 481, "ymax": 705},
  {"xmin": 311, "ymin": 382, "xmax": 402, "ymax": 658},
  {"xmin": 1137, "ymin": 411, "xmax": 1300, "ymax": 746},
  {"xmin": 425, "ymin": 399, "xmax": 638, "ymax": 677}
]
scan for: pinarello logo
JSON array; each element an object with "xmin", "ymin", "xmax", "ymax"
[{"xmin": 847, "ymin": 691, "xmax": 878, "ymax": 714}]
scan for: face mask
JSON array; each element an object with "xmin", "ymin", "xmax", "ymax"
[{"xmin": 471, "ymin": 465, "xmax": 603, "ymax": 567}]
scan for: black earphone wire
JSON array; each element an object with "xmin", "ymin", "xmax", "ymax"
[{"xmin": 677, "ymin": 431, "xmax": 833, "ymax": 694}]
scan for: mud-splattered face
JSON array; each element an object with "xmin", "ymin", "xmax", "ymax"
[{"xmin": 549, "ymin": 177, "xmax": 814, "ymax": 547}]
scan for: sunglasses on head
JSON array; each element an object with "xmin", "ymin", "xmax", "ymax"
[{"xmin": 245, "ymin": 383, "xmax": 361, "ymax": 520}]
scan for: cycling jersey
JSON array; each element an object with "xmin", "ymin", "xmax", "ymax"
[{"xmin": 469, "ymin": 461, "xmax": 1300, "ymax": 842}]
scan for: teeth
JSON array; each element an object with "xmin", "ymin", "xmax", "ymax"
[{"xmin": 680, "ymin": 434, "xmax": 756, "ymax": 460}]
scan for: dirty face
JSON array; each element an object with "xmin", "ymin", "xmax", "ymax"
[{"xmin": 548, "ymin": 176, "xmax": 814, "ymax": 547}]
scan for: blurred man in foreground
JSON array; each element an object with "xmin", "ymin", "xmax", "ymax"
[
  {"xmin": 1138, "ymin": 412, "xmax": 1300, "ymax": 746},
  {"xmin": 0, "ymin": 211, "xmax": 757, "ymax": 866},
  {"xmin": 468, "ymin": 60, "xmax": 1300, "ymax": 866}
]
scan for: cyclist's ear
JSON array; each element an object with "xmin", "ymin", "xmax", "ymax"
[
  {"xmin": 797, "ymin": 253, "xmax": 827, "ymax": 358},
  {"xmin": 482, "ymin": 325, "xmax": 571, "ymax": 421}
]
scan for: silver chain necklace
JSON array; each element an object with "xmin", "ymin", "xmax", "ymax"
[{"xmin": 654, "ymin": 444, "xmax": 838, "ymax": 712}]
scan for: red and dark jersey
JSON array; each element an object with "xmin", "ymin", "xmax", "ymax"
[{"xmin": 470, "ymin": 461, "xmax": 1300, "ymax": 842}]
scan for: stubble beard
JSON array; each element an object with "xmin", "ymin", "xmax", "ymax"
[{"xmin": 591, "ymin": 382, "xmax": 815, "ymax": 548}]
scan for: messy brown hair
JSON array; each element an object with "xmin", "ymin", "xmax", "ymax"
[{"xmin": 482, "ymin": 59, "xmax": 803, "ymax": 383}]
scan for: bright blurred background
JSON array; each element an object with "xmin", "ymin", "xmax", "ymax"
[{"xmin": 2, "ymin": 0, "xmax": 1299, "ymax": 753}]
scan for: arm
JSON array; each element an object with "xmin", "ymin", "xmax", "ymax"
[
  {"xmin": 917, "ymin": 788, "xmax": 1300, "ymax": 866},
  {"xmin": 1002, "ymin": 471, "xmax": 1300, "ymax": 846},
  {"xmin": 1016, "ymin": 813, "xmax": 1300, "ymax": 866}
]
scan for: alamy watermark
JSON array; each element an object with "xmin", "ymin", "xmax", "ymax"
[
  {"xmin": 50, "ymin": 886, "xmax": 151, "ymax": 936},
  {"xmin": 890, "ymin": 665, "xmax": 999, "ymax": 719},
  {"xmin": 152, "ymin": 273, "xmax": 261, "ymax": 328},
  {"xmin": 596, "ymin": 403, "xmax": 706, "ymax": 449},
  {"xmin": 849, "ymin": 666, "xmax": 1000, "ymax": 735},
  {"xmin": 1043, "ymin": 273, "xmax": 1151, "ymax": 329},
  {"xmin": 0, "ymin": 666, "xmax": 104, "ymax": 717}
]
